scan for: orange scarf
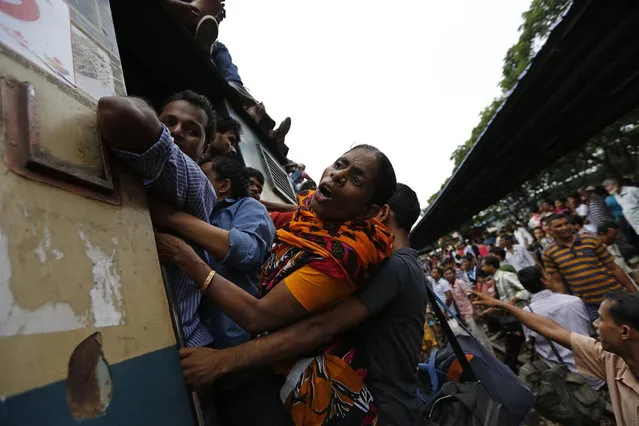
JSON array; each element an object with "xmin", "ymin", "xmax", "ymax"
[{"xmin": 261, "ymin": 191, "xmax": 394, "ymax": 293}]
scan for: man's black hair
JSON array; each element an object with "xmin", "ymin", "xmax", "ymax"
[
  {"xmin": 217, "ymin": 116, "xmax": 242, "ymax": 141},
  {"xmin": 517, "ymin": 266, "xmax": 545, "ymax": 294},
  {"xmin": 606, "ymin": 292, "xmax": 639, "ymax": 330},
  {"xmin": 502, "ymin": 234, "xmax": 514, "ymax": 242},
  {"xmin": 443, "ymin": 266, "xmax": 456, "ymax": 275},
  {"xmin": 348, "ymin": 144, "xmax": 397, "ymax": 206},
  {"xmin": 463, "ymin": 253, "xmax": 475, "ymax": 262},
  {"xmin": 598, "ymin": 220, "xmax": 620, "ymax": 235},
  {"xmin": 299, "ymin": 180, "xmax": 317, "ymax": 191},
  {"xmin": 567, "ymin": 214, "xmax": 584, "ymax": 227},
  {"xmin": 547, "ymin": 213, "xmax": 567, "ymax": 226},
  {"xmin": 163, "ymin": 90, "xmax": 216, "ymax": 142},
  {"xmin": 432, "ymin": 266, "xmax": 443, "ymax": 275},
  {"xmin": 387, "ymin": 183, "xmax": 420, "ymax": 233},
  {"xmin": 245, "ymin": 167, "xmax": 265, "ymax": 185},
  {"xmin": 483, "ymin": 255, "xmax": 501, "ymax": 269},
  {"xmin": 203, "ymin": 156, "xmax": 249, "ymax": 199},
  {"xmin": 489, "ymin": 246, "xmax": 506, "ymax": 260}
]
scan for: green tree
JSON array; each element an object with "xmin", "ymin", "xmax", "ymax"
[
  {"xmin": 500, "ymin": 0, "xmax": 572, "ymax": 92},
  {"xmin": 426, "ymin": 0, "xmax": 572, "ymax": 207}
]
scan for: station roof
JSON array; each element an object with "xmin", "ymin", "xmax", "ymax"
[{"xmin": 410, "ymin": 0, "xmax": 639, "ymax": 248}]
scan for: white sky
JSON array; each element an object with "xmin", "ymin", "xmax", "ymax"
[{"xmin": 221, "ymin": 0, "xmax": 532, "ymax": 207}]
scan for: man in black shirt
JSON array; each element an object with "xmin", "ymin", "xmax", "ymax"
[{"xmin": 180, "ymin": 183, "xmax": 427, "ymax": 424}]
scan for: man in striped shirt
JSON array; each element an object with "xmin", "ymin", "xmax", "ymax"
[
  {"xmin": 98, "ymin": 91, "xmax": 218, "ymax": 347},
  {"xmin": 542, "ymin": 214, "xmax": 636, "ymax": 321}
]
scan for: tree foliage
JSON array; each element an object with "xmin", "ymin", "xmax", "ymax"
[
  {"xmin": 500, "ymin": 0, "xmax": 571, "ymax": 92},
  {"xmin": 427, "ymin": 0, "xmax": 572, "ymax": 205}
]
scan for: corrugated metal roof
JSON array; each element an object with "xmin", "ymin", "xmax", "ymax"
[{"xmin": 410, "ymin": 0, "xmax": 639, "ymax": 248}]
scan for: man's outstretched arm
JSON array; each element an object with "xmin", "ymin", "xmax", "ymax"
[
  {"xmin": 472, "ymin": 291, "xmax": 573, "ymax": 349},
  {"xmin": 180, "ymin": 296, "xmax": 371, "ymax": 389},
  {"xmin": 97, "ymin": 96, "xmax": 162, "ymax": 153}
]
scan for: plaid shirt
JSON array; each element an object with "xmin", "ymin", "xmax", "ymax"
[
  {"xmin": 493, "ymin": 269, "xmax": 530, "ymax": 307},
  {"xmin": 112, "ymin": 125, "xmax": 216, "ymax": 346}
]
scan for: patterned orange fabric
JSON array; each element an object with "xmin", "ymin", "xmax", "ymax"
[
  {"xmin": 261, "ymin": 190, "xmax": 394, "ymax": 294},
  {"xmin": 287, "ymin": 353, "xmax": 376, "ymax": 426}
]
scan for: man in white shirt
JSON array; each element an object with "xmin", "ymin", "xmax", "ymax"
[
  {"xmin": 517, "ymin": 266, "xmax": 605, "ymax": 389},
  {"xmin": 514, "ymin": 223, "xmax": 534, "ymax": 249},
  {"xmin": 604, "ymin": 178, "xmax": 639, "ymax": 236},
  {"xmin": 431, "ymin": 267, "xmax": 457, "ymax": 316},
  {"xmin": 502, "ymin": 234, "xmax": 536, "ymax": 272}
]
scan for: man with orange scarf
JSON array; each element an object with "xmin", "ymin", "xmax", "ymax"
[{"xmin": 155, "ymin": 145, "xmax": 397, "ymax": 425}]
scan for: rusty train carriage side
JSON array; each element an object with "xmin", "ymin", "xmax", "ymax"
[
  {"xmin": 0, "ymin": 1, "xmax": 201, "ymax": 424},
  {"xmin": 0, "ymin": 0, "xmax": 298, "ymax": 424}
]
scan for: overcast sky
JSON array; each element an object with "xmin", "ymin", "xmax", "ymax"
[{"xmin": 221, "ymin": 0, "xmax": 532, "ymax": 207}]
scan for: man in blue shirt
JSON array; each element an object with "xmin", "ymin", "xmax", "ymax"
[
  {"xmin": 97, "ymin": 90, "xmax": 218, "ymax": 347},
  {"xmin": 152, "ymin": 157, "xmax": 275, "ymax": 347}
]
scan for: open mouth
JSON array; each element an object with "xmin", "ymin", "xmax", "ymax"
[{"xmin": 318, "ymin": 183, "xmax": 332, "ymax": 199}]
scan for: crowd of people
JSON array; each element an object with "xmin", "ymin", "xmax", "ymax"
[
  {"xmin": 421, "ymin": 184, "xmax": 639, "ymax": 424},
  {"xmin": 93, "ymin": 1, "xmax": 639, "ymax": 424}
]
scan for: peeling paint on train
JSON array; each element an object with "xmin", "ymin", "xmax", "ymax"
[
  {"xmin": 0, "ymin": 226, "xmax": 126, "ymax": 337},
  {"xmin": 0, "ymin": 229, "xmax": 88, "ymax": 337},
  {"xmin": 79, "ymin": 230, "xmax": 125, "ymax": 327}
]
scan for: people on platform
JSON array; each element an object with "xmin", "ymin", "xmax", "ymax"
[
  {"xmin": 516, "ymin": 266, "xmax": 605, "ymax": 389},
  {"xmin": 473, "ymin": 290, "xmax": 639, "ymax": 426}
]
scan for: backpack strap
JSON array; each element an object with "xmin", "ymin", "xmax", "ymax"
[
  {"xmin": 417, "ymin": 349, "xmax": 440, "ymax": 400},
  {"xmin": 426, "ymin": 285, "xmax": 477, "ymax": 382},
  {"xmin": 428, "ymin": 349, "xmax": 439, "ymax": 392},
  {"xmin": 526, "ymin": 302, "xmax": 567, "ymax": 367}
]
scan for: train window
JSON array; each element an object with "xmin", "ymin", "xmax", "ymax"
[{"xmin": 259, "ymin": 145, "xmax": 296, "ymax": 204}]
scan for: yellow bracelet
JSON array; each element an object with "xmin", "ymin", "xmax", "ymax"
[{"xmin": 200, "ymin": 270, "xmax": 216, "ymax": 294}]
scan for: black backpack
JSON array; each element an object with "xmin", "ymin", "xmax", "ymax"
[
  {"xmin": 416, "ymin": 287, "xmax": 532, "ymax": 426},
  {"xmin": 418, "ymin": 381, "xmax": 511, "ymax": 426}
]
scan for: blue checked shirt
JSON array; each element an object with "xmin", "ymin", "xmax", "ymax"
[{"xmin": 112, "ymin": 125, "xmax": 216, "ymax": 347}]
